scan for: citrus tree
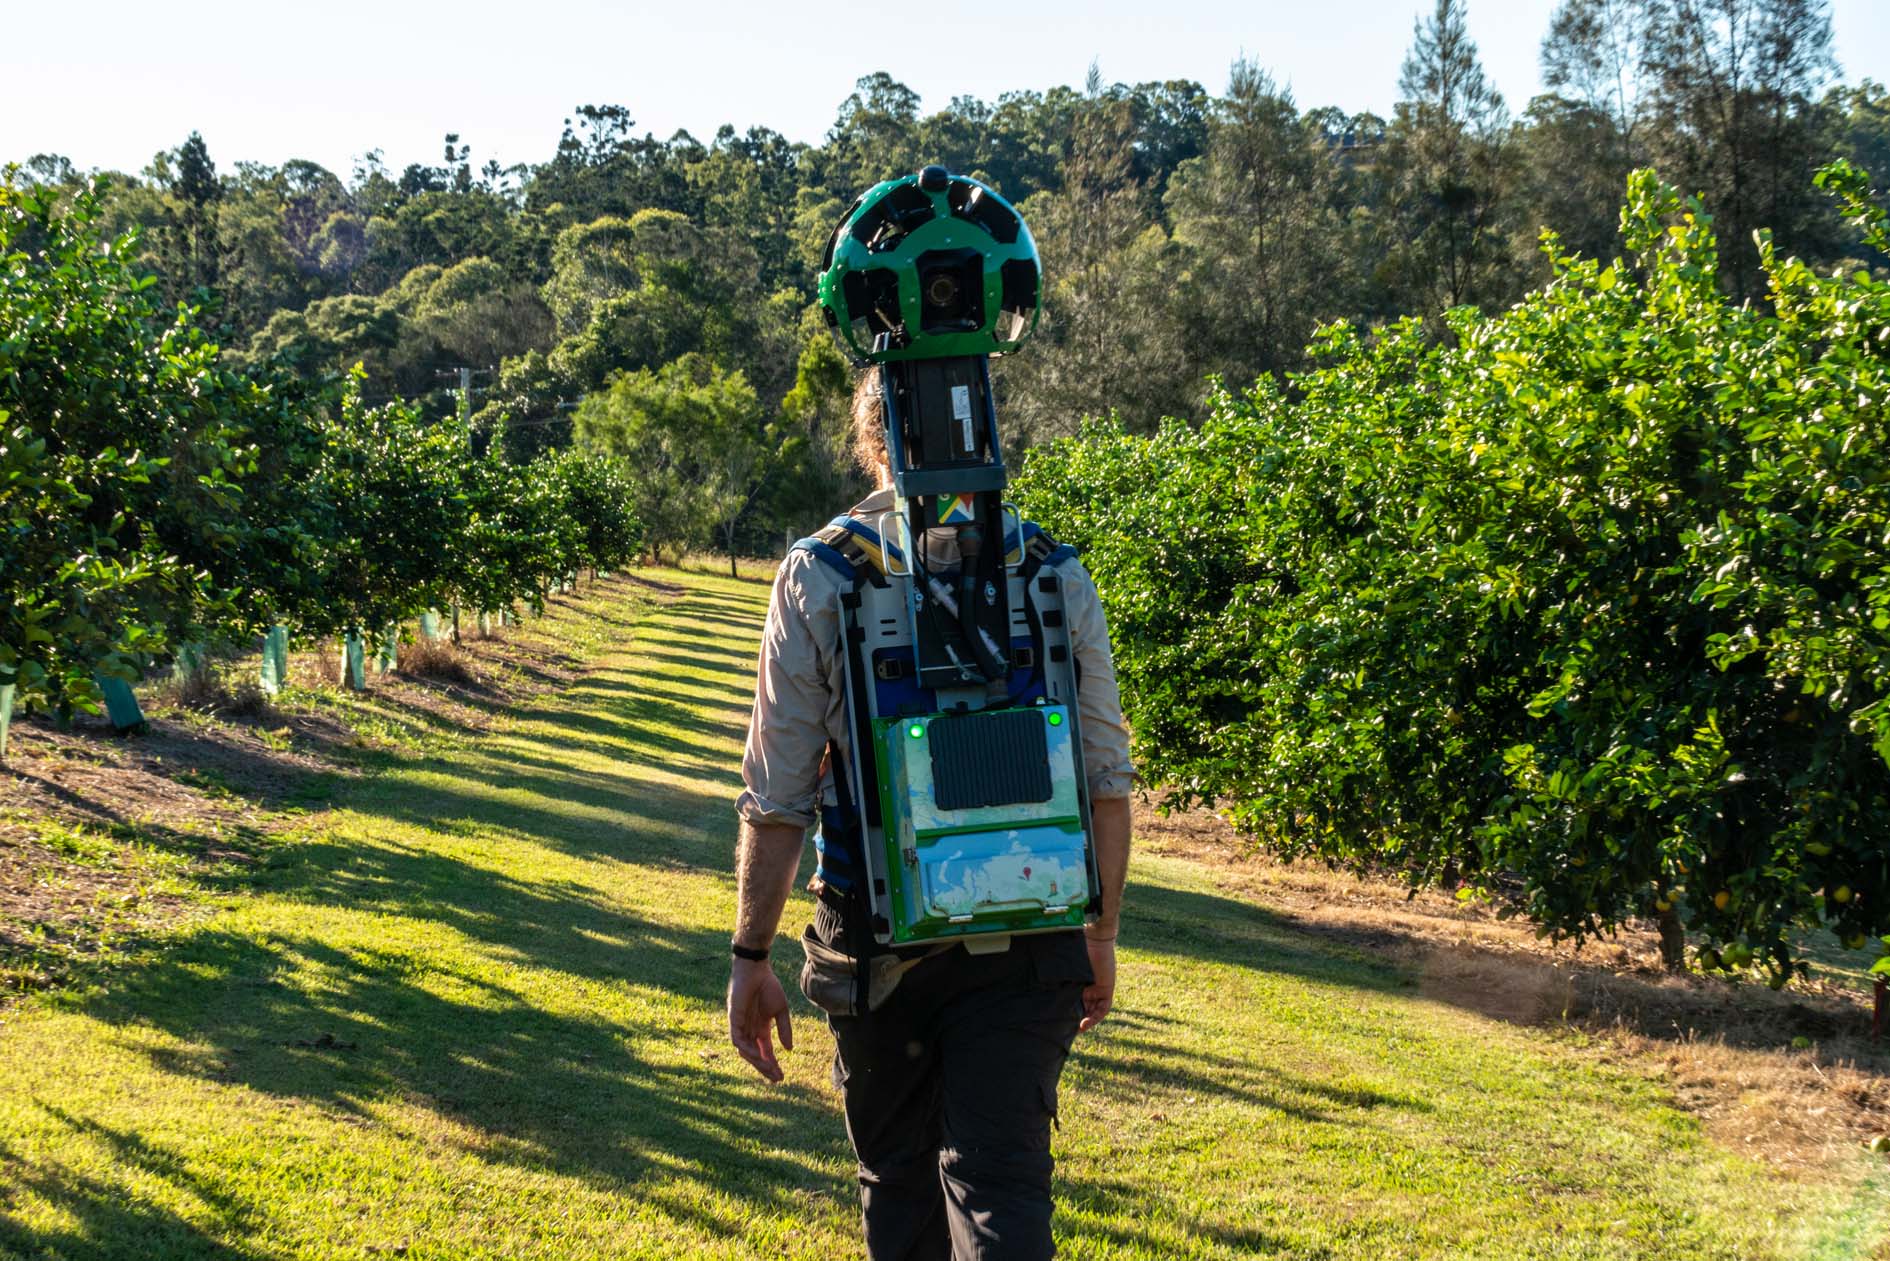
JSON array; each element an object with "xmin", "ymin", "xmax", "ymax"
[
  {"xmin": 1018, "ymin": 166, "xmax": 1890, "ymax": 984},
  {"xmin": 299, "ymin": 381, "xmax": 475, "ymax": 640},
  {"xmin": 542, "ymin": 449, "xmax": 643, "ymax": 576},
  {"xmin": 0, "ymin": 175, "xmax": 235, "ymax": 716}
]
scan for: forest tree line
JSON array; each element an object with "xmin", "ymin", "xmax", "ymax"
[{"xmin": 11, "ymin": 0, "xmax": 1889, "ymax": 556}]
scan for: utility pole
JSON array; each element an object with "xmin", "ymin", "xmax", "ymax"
[
  {"xmin": 437, "ymin": 365, "xmax": 494, "ymax": 446},
  {"xmin": 436, "ymin": 366, "xmax": 493, "ymax": 422}
]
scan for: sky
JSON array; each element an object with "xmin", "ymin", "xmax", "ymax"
[{"xmin": 4, "ymin": 0, "xmax": 1887, "ymax": 181}]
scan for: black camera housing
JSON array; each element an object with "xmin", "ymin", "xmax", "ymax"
[{"xmin": 915, "ymin": 248, "xmax": 985, "ymax": 335}]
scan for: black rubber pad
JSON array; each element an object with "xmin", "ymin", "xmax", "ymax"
[{"xmin": 928, "ymin": 709, "xmax": 1054, "ymax": 810}]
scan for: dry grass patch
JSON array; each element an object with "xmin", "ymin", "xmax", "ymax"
[{"xmin": 397, "ymin": 633, "xmax": 481, "ymax": 687}]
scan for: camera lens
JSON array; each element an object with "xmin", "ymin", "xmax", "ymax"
[{"xmin": 925, "ymin": 273, "xmax": 960, "ymax": 309}]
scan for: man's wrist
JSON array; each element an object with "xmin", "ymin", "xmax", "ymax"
[
  {"xmin": 1084, "ymin": 923, "xmax": 1119, "ymax": 942},
  {"xmin": 731, "ymin": 939, "xmax": 772, "ymax": 962}
]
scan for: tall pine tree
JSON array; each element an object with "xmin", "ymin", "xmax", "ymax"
[{"xmin": 1382, "ymin": 0, "xmax": 1515, "ymax": 315}]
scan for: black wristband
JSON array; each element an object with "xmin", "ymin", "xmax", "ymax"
[{"xmin": 730, "ymin": 941, "xmax": 770, "ymax": 962}]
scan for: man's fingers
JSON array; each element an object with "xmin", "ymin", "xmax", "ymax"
[
  {"xmin": 733, "ymin": 1023, "xmax": 783, "ymax": 1082},
  {"xmin": 754, "ymin": 1023, "xmax": 782, "ymax": 1080},
  {"xmin": 737, "ymin": 1044, "xmax": 781, "ymax": 1082},
  {"xmin": 1078, "ymin": 986, "xmax": 1114, "ymax": 1033},
  {"xmin": 728, "ymin": 981, "xmax": 786, "ymax": 1082},
  {"xmin": 774, "ymin": 1004, "xmax": 794, "ymax": 1053}
]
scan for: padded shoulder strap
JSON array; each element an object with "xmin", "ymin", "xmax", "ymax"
[
  {"xmin": 793, "ymin": 514, "xmax": 895, "ymax": 587},
  {"xmin": 1011, "ymin": 521, "xmax": 1078, "ymax": 580}
]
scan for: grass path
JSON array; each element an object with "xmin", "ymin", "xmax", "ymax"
[{"xmin": 0, "ymin": 569, "xmax": 1883, "ymax": 1259}]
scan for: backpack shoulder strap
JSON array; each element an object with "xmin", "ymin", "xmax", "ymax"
[
  {"xmin": 792, "ymin": 513, "xmax": 895, "ymax": 588},
  {"xmin": 1008, "ymin": 520, "xmax": 1078, "ymax": 581}
]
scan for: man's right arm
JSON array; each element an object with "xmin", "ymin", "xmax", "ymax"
[
  {"xmin": 728, "ymin": 818, "xmax": 806, "ymax": 1082},
  {"xmin": 728, "ymin": 551, "xmax": 836, "ymax": 1083}
]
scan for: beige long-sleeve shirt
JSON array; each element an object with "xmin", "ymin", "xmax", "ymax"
[{"xmin": 736, "ymin": 491, "xmax": 1134, "ymax": 830}]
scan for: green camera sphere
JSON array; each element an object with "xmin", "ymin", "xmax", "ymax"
[{"xmin": 818, "ymin": 166, "xmax": 1042, "ymax": 363}]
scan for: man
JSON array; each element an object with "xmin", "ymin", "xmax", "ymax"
[{"xmin": 726, "ymin": 371, "xmax": 1133, "ymax": 1260}]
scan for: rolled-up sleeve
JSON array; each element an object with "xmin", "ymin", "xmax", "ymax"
[
  {"xmin": 1059, "ymin": 558, "xmax": 1136, "ymax": 800},
  {"xmin": 735, "ymin": 552, "xmax": 837, "ymax": 830}
]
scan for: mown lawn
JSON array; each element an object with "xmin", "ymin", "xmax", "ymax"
[{"xmin": 0, "ymin": 568, "xmax": 1883, "ymax": 1259}]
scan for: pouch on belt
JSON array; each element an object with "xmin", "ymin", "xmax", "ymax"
[{"xmin": 799, "ymin": 924, "xmax": 950, "ymax": 1016}]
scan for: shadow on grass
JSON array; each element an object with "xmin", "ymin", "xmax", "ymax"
[
  {"xmin": 0, "ymin": 577, "xmax": 835, "ymax": 1253},
  {"xmin": 1118, "ymin": 879, "xmax": 1411, "ymax": 993},
  {"xmin": 1058, "ymin": 1172, "xmax": 1331, "ymax": 1260},
  {"xmin": 80, "ymin": 869, "xmax": 851, "ymax": 1205},
  {"xmin": 1255, "ymin": 888, "xmax": 1885, "ymax": 1053},
  {"xmin": 5, "ymin": 571, "xmax": 1459, "ymax": 1254},
  {"xmin": 0, "ymin": 1119, "xmax": 270, "ymax": 1261},
  {"xmin": 1074, "ymin": 1022, "xmax": 1430, "ymax": 1120},
  {"xmin": 11, "ymin": 802, "xmax": 850, "ymax": 1249}
]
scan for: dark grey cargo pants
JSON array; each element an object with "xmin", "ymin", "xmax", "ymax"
[{"xmin": 812, "ymin": 901, "xmax": 1090, "ymax": 1261}]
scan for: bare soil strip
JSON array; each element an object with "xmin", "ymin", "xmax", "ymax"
[{"xmin": 1136, "ymin": 800, "xmax": 1890, "ymax": 1176}]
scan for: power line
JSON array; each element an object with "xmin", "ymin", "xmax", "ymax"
[{"xmin": 434, "ymin": 365, "xmax": 494, "ymax": 422}]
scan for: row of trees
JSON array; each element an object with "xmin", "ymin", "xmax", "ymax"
[
  {"xmin": 0, "ymin": 178, "xmax": 641, "ymax": 722},
  {"xmin": 1016, "ymin": 164, "xmax": 1890, "ymax": 982},
  {"xmin": 13, "ymin": 0, "xmax": 1883, "ymax": 553}
]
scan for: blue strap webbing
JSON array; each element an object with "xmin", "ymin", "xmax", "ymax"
[{"xmin": 795, "ymin": 538, "xmax": 857, "ymax": 584}]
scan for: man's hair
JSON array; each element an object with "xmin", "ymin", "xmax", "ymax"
[{"xmin": 849, "ymin": 372, "xmax": 889, "ymax": 480}]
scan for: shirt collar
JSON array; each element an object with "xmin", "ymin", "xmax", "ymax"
[{"xmin": 850, "ymin": 487, "xmax": 896, "ymax": 517}]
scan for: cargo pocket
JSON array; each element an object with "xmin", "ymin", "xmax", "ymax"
[
  {"xmin": 798, "ymin": 923, "xmax": 860, "ymax": 1018},
  {"xmin": 1026, "ymin": 928, "xmax": 1095, "ymax": 988}
]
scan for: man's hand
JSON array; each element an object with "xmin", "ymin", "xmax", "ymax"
[
  {"xmin": 727, "ymin": 958, "xmax": 793, "ymax": 1082},
  {"xmin": 1079, "ymin": 934, "xmax": 1116, "ymax": 1033}
]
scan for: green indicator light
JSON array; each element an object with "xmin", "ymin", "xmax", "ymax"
[
  {"xmin": 908, "ymin": 723, "xmax": 925, "ymax": 739},
  {"xmin": 1047, "ymin": 712, "xmax": 1063, "ymax": 727}
]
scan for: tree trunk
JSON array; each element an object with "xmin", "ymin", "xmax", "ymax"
[{"xmin": 1656, "ymin": 903, "xmax": 1687, "ymax": 972}]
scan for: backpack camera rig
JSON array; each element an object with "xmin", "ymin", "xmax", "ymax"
[{"xmin": 815, "ymin": 165, "xmax": 1102, "ymax": 952}]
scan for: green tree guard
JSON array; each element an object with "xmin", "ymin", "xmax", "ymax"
[
  {"xmin": 377, "ymin": 625, "xmax": 399, "ymax": 673},
  {"xmin": 343, "ymin": 632, "xmax": 366, "ymax": 691},
  {"xmin": 260, "ymin": 625, "xmax": 290, "ymax": 696},
  {"xmin": 95, "ymin": 675, "xmax": 146, "ymax": 732},
  {"xmin": 0, "ymin": 683, "xmax": 14, "ymax": 762},
  {"xmin": 171, "ymin": 642, "xmax": 207, "ymax": 688},
  {"xmin": 420, "ymin": 610, "xmax": 441, "ymax": 640},
  {"xmin": 478, "ymin": 610, "xmax": 492, "ymax": 637}
]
